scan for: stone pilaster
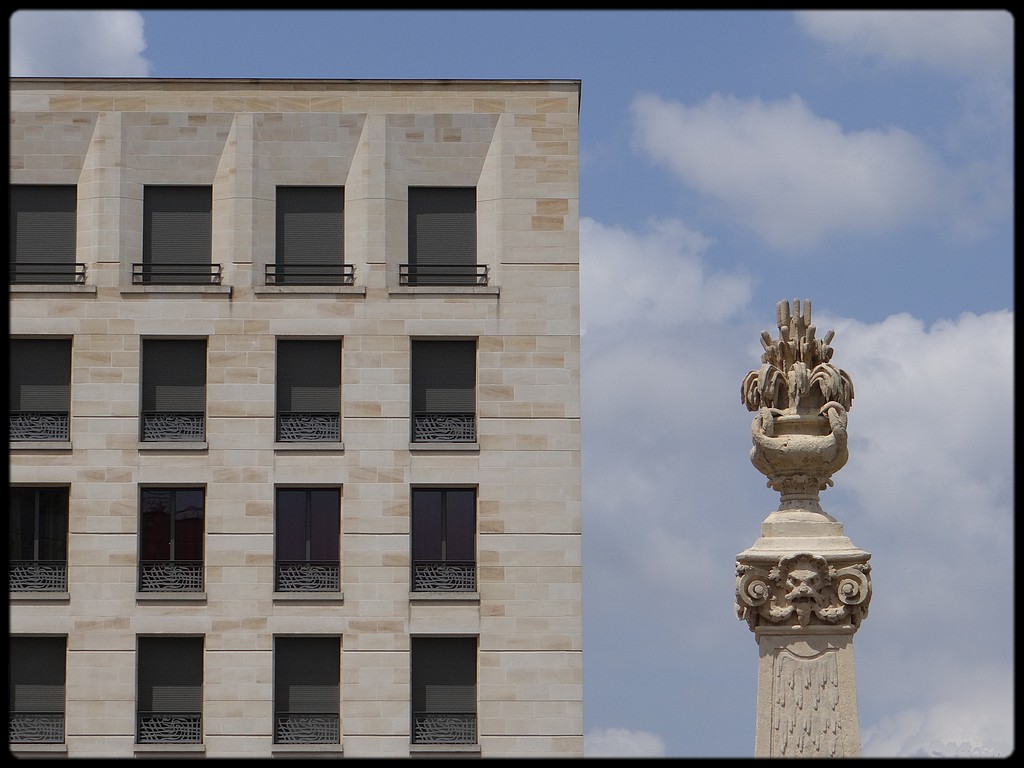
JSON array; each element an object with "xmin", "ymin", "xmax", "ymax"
[{"xmin": 736, "ymin": 300, "xmax": 871, "ymax": 757}]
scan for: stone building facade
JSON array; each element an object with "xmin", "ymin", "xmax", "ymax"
[{"xmin": 8, "ymin": 77, "xmax": 582, "ymax": 758}]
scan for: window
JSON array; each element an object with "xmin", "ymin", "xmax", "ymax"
[
  {"xmin": 9, "ymin": 636, "xmax": 66, "ymax": 744},
  {"xmin": 403, "ymin": 187, "xmax": 483, "ymax": 285},
  {"xmin": 138, "ymin": 186, "xmax": 217, "ymax": 284},
  {"xmin": 9, "ymin": 338, "xmax": 72, "ymax": 442},
  {"xmin": 411, "ymin": 488, "xmax": 476, "ymax": 592},
  {"xmin": 411, "ymin": 637, "xmax": 477, "ymax": 744},
  {"xmin": 275, "ymin": 488, "xmax": 340, "ymax": 592},
  {"xmin": 136, "ymin": 637, "xmax": 203, "ymax": 743},
  {"xmin": 274, "ymin": 637, "xmax": 340, "ymax": 743},
  {"xmin": 270, "ymin": 186, "xmax": 351, "ymax": 285},
  {"xmin": 9, "ymin": 487, "xmax": 69, "ymax": 592},
  {"xmin": 9, "ymin": 185, "xmax": 81, "ymax": 284},
  {"xmin": 276, "ymin": 340, "xmax": 341, "ymax": 442},
  {"xmin": 410, "ymin": 340, "xmax": 476, "ymax": 443},
  {"xmin": 138, "ymin": 488, "xmax": 204, "ymax": 592},
  {"xmin": 140, "ymin": 339, "xmax": 207, "ymax": 441}
]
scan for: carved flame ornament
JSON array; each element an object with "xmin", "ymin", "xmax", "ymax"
[{"xmin": 741, "ymin": 298, "xmax": 854, "ymax": 501}]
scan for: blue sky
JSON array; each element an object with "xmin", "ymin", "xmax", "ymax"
[{"xmin": 10, "ymin": 10, "xmax": 1014, "ymax": 757}]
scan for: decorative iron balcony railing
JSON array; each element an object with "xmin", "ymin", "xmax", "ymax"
[
  {"xmin": 411, "ymin": 561, "xmax": 476, "ymax": 592},
  {"xmin": 275, "ymin": 561, "xmax": 340, "ymax": 592},
  {"xmin": 9, "ymin": 561, "xmax": 68, "ymax": 592},
  {"xmin": 141, "ymin": 412, "xmax": 205, "ymax": 441},
  {"xmin": 412, "ymin": 713, "xmax": 477, "ymax": 744},
  {"xmin": 9, "ymin": 261, "xmax": 86, "ymax": 284},
  {"xmin": 136, "ymin": 712, "xmax": 202, "ymax": 743},
  {"xmin": 400, "ymin": 264, "xmax": 488, "ymax": 286},
  {"xmin": 9, "ymin": 713, "xmax": 64, "ymax": 744},
  {"xmin": 274, "ymin": 713, "xmax": 340, "ymax": 744},
  {"xmin": 412, "ymin": 413, "xmax": 476, "ymax": 442},
  {"xmin": 9, "ymin": 412, "xmax": 70, "ymax": 441},
  {"xmin": 132, "ymin": 263, "xmax": 222, "ymax": 285},
  {"xmin": 276, "ymin": 413, "xmax": 340, "ymax": 442},
  {"xmin": 265, "ymin": 263, "xmax": 354, "ymax": 286},
  {"xmin": 138, "ymin": 561, "xmax": 204, "ymax": 592}
]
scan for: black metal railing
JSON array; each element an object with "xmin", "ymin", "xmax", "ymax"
[
  {"xmin": 411, "ymin": 561, "xmax": 476, "ymax": 592},
  {"xmin": 9, "ymin": 713, "xmax": 65, "ymax": 744},
  {"xmin": 275, "ymin": 561, "xmax": 340, "ymax": 592},
  {"xmin": 276, "ymin": 413, "xmax": 340, "ymax": 442},
  {"xmin": 9, "ymin": 561, "xmax": 68, "ymax": 592},
  {"xmin": 412, "ymin": 413, "xmax": 476, "ymax": 442},
  {"xmin": 138, "ymin": 561, "xmax": 204, "ymax": 592},
  {"xmin": 274, "ymin": 713, "xmax": 340, "ymax": 744},
  {"xmin": 10, "ymin": 261, "xmax": 86, "ymax": 284},
  {"xmin": 266, "ymin": 263, "xmax": 354, "ymax": 286},
  {"xmin": 136, "ymin": 712, "xmax": 202, "ymax": 743},
  {"xmin": 412, "ymin": 713, "xmax": 477, "ymax": 744},
  {"xmin": 9, "ymin": 411, "xmax": 70, "ymax": 441},
  {"xmin": 132, "ymin": 263, "xmax": 222, "ymax": 285},
  {"xmin": 400, "ymin": 264, "xmax": 488, "ymax": 286},
  {"xmin": 141, "ymin": 412, "xmax": 205, "ymax": 441}
]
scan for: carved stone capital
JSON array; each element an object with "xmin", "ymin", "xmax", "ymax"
[{"xmin": 735, "ymin": 552, "xmax": 871, "ymax": 633}]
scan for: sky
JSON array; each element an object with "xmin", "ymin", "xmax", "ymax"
[{"xmin": 9, "ymin": 9, "xmax": 1014, "ymax": 758}]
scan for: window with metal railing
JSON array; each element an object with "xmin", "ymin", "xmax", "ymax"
[
  {"xmin": 410, "ymin": 339, "xmax": 477, "ymax": 443},
  {"xmin": 140, "ymin": 186, "xmax": 216, "ymax": 285},
  {"xmin": 140, "ymin": 339, "xmax": 207, "ymax": 442},
  {"xmin": 9, "ymin": 487, "xmax": 68, "ymax": 592},
  {"xmin": 274, "ymin": 637, "xmax": 340, "ymax": 744},
  {"xmin": 8, "ymin": 636, "xmax": 66, "ymax": 744},
  {"xmin": 9, "ymin": 338, "xmax": 72, "ymax": 442},
  {"xmin": 9, "ymin": 184, "xmax": 82, "ymax": 285},
  {"xmin": 405, "ymin": 187, "xmax": 482, "ymax": 286},
  {"xmin": 411, "ymin": 637, "xmax": 477, "ymax": 744},
  {"xmin": 275, "ymin": 488, "xmax": 340, "ymax": 592},
  {"xmin": 272, "ymin": 186, "xmax": 348, "ymax": 285},
  {"xmin": 276, "ymin": 340, "xmax": 341, "ymax": 442},
  {"xmin": 411, "ymin": 488, "xmax": 476, "ymax": 592},
  {"xmin": 136, "ymin": 637, "xmax": 203, "ymax": 743},
  {"xmin": 138, "ymin": 488, "xmax": 204, "ymax": 593}
]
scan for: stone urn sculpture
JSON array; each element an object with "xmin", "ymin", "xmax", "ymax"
[{"xmin": 735, "ymin": 299, "xmax": 871, "ymax": 758}]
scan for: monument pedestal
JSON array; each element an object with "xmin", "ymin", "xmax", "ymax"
[{"xmin": 736, "ymin": 300, "xmax": 871, "ymax": 758}]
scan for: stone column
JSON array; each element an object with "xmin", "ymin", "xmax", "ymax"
[{"xmin": 735, "ymin": 299, "xmax": 872, "ymax": 757}]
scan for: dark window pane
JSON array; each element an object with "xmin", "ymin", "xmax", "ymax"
[
  {"xmin": 445, "ymin": 490, "xmax": 476, "ymax": 561},
  {"xmin": 412, "ymin": 490, "xmax": 444, "ymax": 561},
  {"xmin": 276, "ymin": 490, "xmax": 308, "ymax": 561},
  {"xmin": 308, "ymin": 490, "xmax": 339, "ymax": 561},
  {"xmin": 9, "ymin": 488, "xmax": 37, "ymax": 560},
  {"xmin": 37, "ymin": 488, "xmax": 69, "ymax": 560},
  {"xmin": 140, "ymin": 490, "xmax": 172, "ymax": 561},
  {"xmin": 174, "ymin": 489, "xmax": 205, "ymax": 561}
]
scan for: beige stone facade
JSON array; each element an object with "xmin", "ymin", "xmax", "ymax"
[{"xmin": 9, "ymin": 78, "xmax": 582, "ymax": 758}]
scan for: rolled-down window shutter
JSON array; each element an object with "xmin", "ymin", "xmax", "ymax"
[
  {"xmin": 138, "ymin": 637, "xmax": 203, "ymax": 713},
  {"xmin": 9, "ymin": 637, "xmax": 66, "ymax": 713},
  {"xmin": 142, "ymin": 340, "xmax": 206, "ymax": 413},
  {"xmin": 277, "ymin": 340, "xmax": 341, "ymax": 412},
  {"xmin": 411, "ymin": 637, "xmax": 476, "ymax": 714},
  {"xmin": 10, "ymin": 185, "xmax": 77, "ymax": 267},
  {"xmin": 275, "ymin": 638, "xmax": 339, "ymax": 714},
  {"xmin": 411, "ymin": 340, "xmax": 475, "ymax": 414},
  {"xmin": 408, "ymin": 187, "xmax": 476, "ymax": 267},
  {"xmin": 276, "ymin": 187, "xmax": 344, "ymax": 267},
  {"xmin": 143, "ymin": 186, "xmax": 212, "ymax": 266},
  {"xmin": 9, "ymin": 339, "xmax": 71, "ymax": 411}
]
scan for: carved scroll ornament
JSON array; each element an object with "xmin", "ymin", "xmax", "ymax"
[{"xmin": 735, "ymin": 553, "xmax": 871, "ymax": 632}]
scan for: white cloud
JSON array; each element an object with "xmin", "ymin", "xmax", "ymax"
[
  {"xmin": 10, "ymin": 10, "xmax": 151, "ymax": 77},
  {"xmin": 631, "ymin": 92, "xmax": 953, "ymax": 249},
  {"xmin": 580, "ymin": 216, "xmax": 751, "ymax": 335},
  {"xmin": 585, "ymin": 727, "xmax": 667, "ymax": 757},
  {"xmin": 795, "ymin": 10, "xmax": 1013, "ymax": 81}
]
